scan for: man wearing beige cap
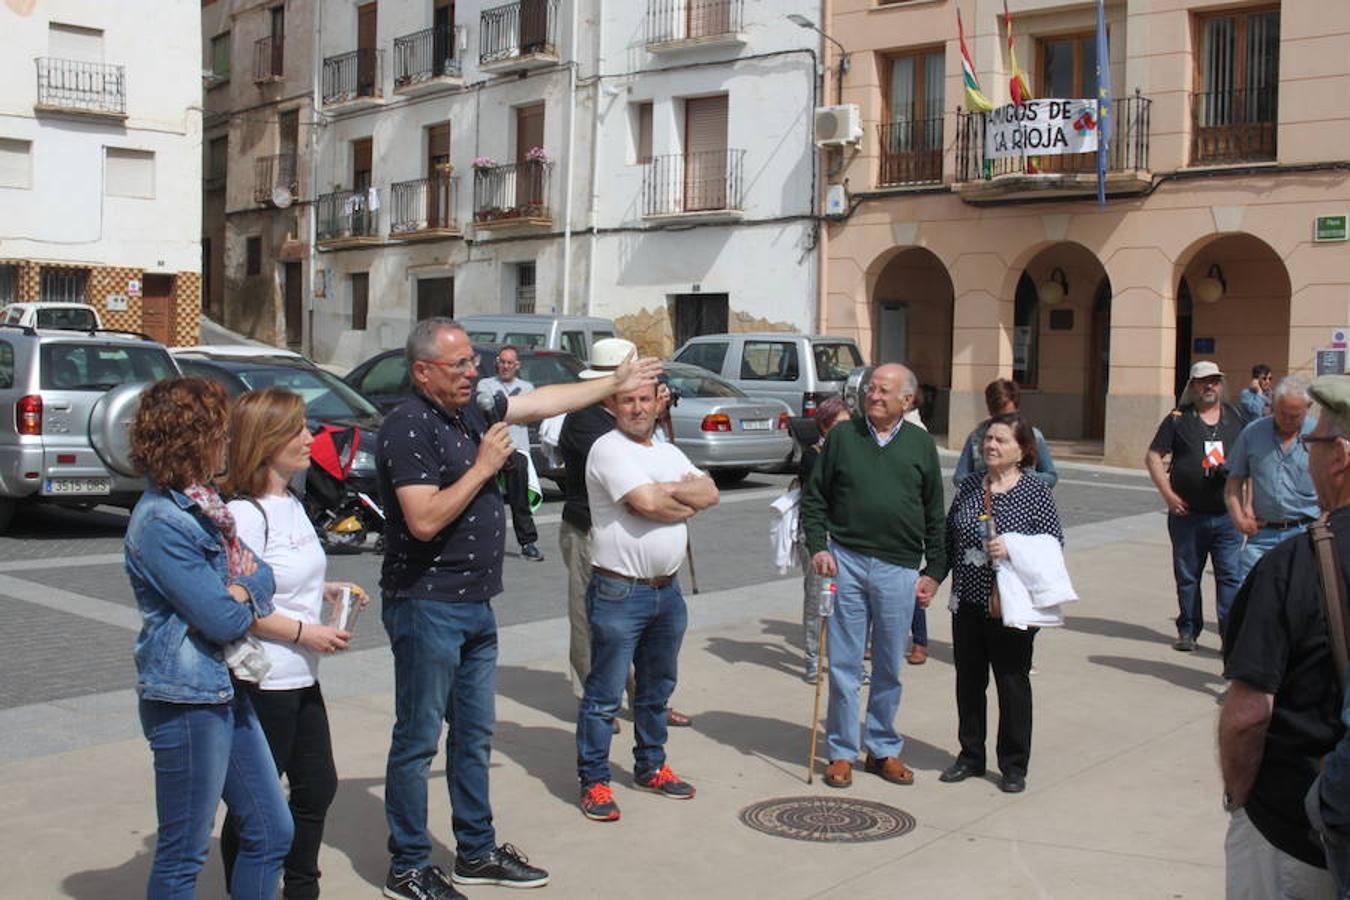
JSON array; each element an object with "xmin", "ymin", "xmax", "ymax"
[
  {"xmin": 1145, "ymin": 361, "xmax": 1248, "ymax": 651},
  {"xmin": 1219, "ymin": 373, "xmax": 1350, "ymax": 899}
]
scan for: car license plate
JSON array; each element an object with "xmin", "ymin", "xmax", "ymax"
[
  {"xmin": 741, "ymin": 419, "xmax": 771, "ymax": 431},
  {"xmin": 44, "ymin": 477, "xmax": 112, "ymax": 496}
]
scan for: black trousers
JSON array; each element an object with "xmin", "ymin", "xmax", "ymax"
[
  {"xmin": 951, "ymin": 604, "xmax": 1036, "ymax": 777},
  {"xmin": 502, "ymin": 450, "xmax": 538, "ymax": 547},
  {"xmin": 222, "ymin": 682, "xmax": 338, "ymax": 900}
]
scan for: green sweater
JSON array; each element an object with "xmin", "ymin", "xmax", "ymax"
[{"xmin": 801, "ymin": 417, "xmax": 948, "ymax": 580}]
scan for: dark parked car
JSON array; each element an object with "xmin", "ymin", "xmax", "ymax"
[{"xmin": 343, "ymin": 343, "xmax": 585, "ymax": 482}]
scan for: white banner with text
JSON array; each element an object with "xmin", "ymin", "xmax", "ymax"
[{"xmin": 985, "ymin": 99, "xmax": 1100, "ymax": 160}]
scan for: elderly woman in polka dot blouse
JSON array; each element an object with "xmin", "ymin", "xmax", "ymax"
[{"xmin": 938, "ymin": 413, "xmax": 1063, "ymax": 795}]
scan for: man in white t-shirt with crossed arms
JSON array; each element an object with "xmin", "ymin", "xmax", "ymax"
[{"xmin": 574, "ymin": 382, "xmax": 719, "ymax": 822}]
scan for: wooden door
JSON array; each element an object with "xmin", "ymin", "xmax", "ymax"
[
  {"xmin": 520, "ymin": 0, "xmax": 548, "ymax": 53},
  {"xmin": 688, "ymin": 0, "xmax": 731, "ymax": 40},
  {"xmin": 515, "ymin": 103, "xmax": 545, "ymax": 206},
  {"xmin": 684, "ymin": 95, "xmax": 728, "ymax": 211},
  {"xmin": 140, "ymin": 275, "xmax": 173, "ymax": 345},
  {"xmin": 357, "ymin": 3, "xmax": 378, "ymax": 97},
  {"xmin": 284, "ymin": 262, "xmax": 303, "ymax": 348},
  {"xmin": 433, "ymin": 0, "xmax": 453, "ymax": 75},
  {"xmin": 427, "ymin": 122, "xmax": 451, "ymax": 227},
  {"xmin": 270, "ymin": 5, "xmax": 285, "ymax": 74},
  {"xmin": 1036, "ymin": 33, "xmax": 1098, "ymax": 175}
]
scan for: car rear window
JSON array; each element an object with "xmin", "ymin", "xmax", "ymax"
[
  {"xmin": 519, "ymin": 354, "xmax": 583, "ymax": 387},
  {"xmin": 466, "ymin": 331, "xmax": 498, "ymax": 344},
  {"xmin": 234, "ymin": 366, "xmax": 380, "ymax": 420},
  {"xmin": 667, "ymin": 369, "xmax": 744, "ymax": 399},
  {"xmin": 502, "ymin": 331, "xmax": 547, "ymax": 349},
  {"xmin": 811, "ymin": 342, "xmax": 862, "ymax": 381},
  {"xmin": 41, "ymin": 343, "xmax": 176, "ymax": 390},
  {"xmin": 36, "ymin": 307, "xmax": 97, "ymax": 331}
]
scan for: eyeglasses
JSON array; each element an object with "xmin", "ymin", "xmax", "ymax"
[
  {"xmin": 421, "ymin": 354, "xmax": 480, "ymax": 374},
  {"xmin": 1300, "ymin": 433, "xmax": 1347, "ymax": 448}
]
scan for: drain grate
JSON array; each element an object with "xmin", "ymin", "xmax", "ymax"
[{"xmin": 738, "ymin": 796, "xmax": 916, "ymax": 843}]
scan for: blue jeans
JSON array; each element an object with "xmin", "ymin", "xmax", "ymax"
[
  {"xmin": 1238, "ymin": 525, "xmax": 1306, "ymax": 584},
  {"xmin": 911, "ymin": 606, "xmax": 928, "ymax": 647},
  {"xmin": 139, "ymin": 693, "xmax": 292, "ymax": 900},
  {"xmin": 576, "ymin": 573, "xmax": 687, "ymax": 785},
  {"xmin": 826, "ymin": 542, "xmax": 918, "ymax": 762},
  {"xmin": 1167, "ymin": 511, "xmax": 1242, "ymax": 640},
  {"xmin": 383, "ymin": 597, "xmax": 498, "ymax": 868}
]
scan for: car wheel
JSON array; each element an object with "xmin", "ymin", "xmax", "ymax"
[{"xmin": 712, "ymin": 468, "xmax": 749, "ymax": 486}]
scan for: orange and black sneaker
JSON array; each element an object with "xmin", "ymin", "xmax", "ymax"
[
  {"xmin": 635, "ymin": 764, "xmax": 695, "ymax": 799},
  {"xmin": 579, "ymin": 781, "xmax": 621, "ymax": 821}
]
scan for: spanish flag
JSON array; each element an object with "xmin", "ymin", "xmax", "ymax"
[
  {"xmin": 1005, "ymin": 0, "xmax": 1033, "ymax": 105},
  {"xmin": 958, "ymin": 8, "xmax": 994, "ymax": 113}
]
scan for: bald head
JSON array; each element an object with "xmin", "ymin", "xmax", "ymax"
[{"xmin": 865, "ymin": 364, "xmax": 918, "ymax": 431}]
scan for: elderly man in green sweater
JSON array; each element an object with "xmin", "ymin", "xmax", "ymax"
[{"xmin": 801, "ymin": 363, "xmax": 948, "ymax": 789}]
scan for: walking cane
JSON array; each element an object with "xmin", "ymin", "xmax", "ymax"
[
  {"xmin": 806, "ymin": 576, "xmax": 836, "ymax": 784},
  {"xmin": 660, "ymin": 399, "xmax": 700, "ymax": 594}
]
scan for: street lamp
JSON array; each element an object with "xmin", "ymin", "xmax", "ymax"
[{"xmin": 787, "ymin": 13, "xmax": 850, "ymax": 105}]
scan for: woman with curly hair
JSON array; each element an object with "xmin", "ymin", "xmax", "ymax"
[
  {"xmin": 125, "ymin": 377, "xmax": 295, "ymax": 899},
  {"xmin": 218, "ymin": 387, "xmax": 366, "ymax": 899}
]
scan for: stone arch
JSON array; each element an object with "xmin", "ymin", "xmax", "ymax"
[
  {"xmin": 1170, "ymin": 233, "xmax": 1291, "ymax": 399},
  {"xmin": 868, "ymin": 246, "xmax": 955, "ymax": 433}
]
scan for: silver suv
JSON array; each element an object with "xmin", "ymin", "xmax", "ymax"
[{"xmin": 0, "ymin": 325, "xmax": 179, "ymax": 531}]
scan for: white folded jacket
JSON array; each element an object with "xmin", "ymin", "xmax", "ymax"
[{"xmin": 995, "ymin": 532, "xmax": 1078, "ymax": 630}]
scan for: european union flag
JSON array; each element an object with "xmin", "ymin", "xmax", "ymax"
[{"xmin": 1095, "ymin": 0, "xmax": 1112, "ymax": 206}]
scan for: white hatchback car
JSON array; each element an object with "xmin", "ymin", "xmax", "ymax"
[{"xmin": 1, "ymin": 302, "xmax": 103, "ymax": 332}]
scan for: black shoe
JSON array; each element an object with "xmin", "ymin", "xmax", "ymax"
[
  {"xmin": 384, "ymin": 865, "xmax": 465, "ymax": 900},
  {"xmin": 521, "ymin": 543, "xmax": 544, "ymax": 562},
  {"xmin": 1172, "ymin": 635, "xmax": 1197, "ymax": 652},
  {"xmin": 453, "ymin": 843, "xmax": 549, "ymax": 888},
  {"xmin": 939, "ymin": 760, "xmax": 986, "ymax": 783},
  {"xmin": 999, "ymin": 772, "xmax": 1027, "ymax": 793}
]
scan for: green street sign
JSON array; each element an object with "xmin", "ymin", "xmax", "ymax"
[{"xmin": 1315, "ymin": 214, "xmax": 1348, "ymax": 242}]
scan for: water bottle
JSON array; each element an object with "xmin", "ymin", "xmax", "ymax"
[{"xmin": 819, "ymin": 577, "xmax": 837, "ymax": 618}]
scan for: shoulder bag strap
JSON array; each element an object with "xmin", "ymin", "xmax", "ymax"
[
  {"xmin": 1310, "ymin": 520, "xmax": 1349, "ymax": 677},
  {"xmin": 240, "ymin": 496, "xmax": 269, "ymax": 554},
  {"xmin": 982, "ymin": 478, "xmax": 1002, "ymax": 620}
]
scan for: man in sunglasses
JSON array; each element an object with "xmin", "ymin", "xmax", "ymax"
[
  {"xmin": 1220, "ymin": 374, "xmax": 1350, "ymax": 899},
  {"xmin": 1240, "ymin": 364, "xmax": 1275, "ymax": 420},
  {"xmin": 375, "ymin": 317, "xmax": 660, "ymax": 900}
]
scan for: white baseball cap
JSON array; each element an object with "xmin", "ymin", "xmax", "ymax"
[
  {"xmin": 1189, "ymin": 360, "xmax": 1224, "ymax": 380},
  {"xmin": 579, "ymin": 337, "xmax": 638, "ymax": 380}
]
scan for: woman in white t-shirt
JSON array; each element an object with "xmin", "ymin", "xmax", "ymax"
[{"xmin": 219, "ymin": 387, "xmax": 368, "ymax": 899}]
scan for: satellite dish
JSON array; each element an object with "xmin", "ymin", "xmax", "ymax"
[{"xmin": 271, "ymin": 186, "xmax": 294, "ymax": 208}]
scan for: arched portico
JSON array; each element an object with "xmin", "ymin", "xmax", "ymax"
[{"xmin": 868, "ymin": 246, "xmax": 955, "ymax": 433}]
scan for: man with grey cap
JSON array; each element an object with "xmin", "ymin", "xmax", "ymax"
[
  {"xmin": 557, "ymin": 339, "xmax": 692, "ymax": 727},
  {"xmin": 1224, "ymin": 375, "xmax": 1319, "ymax": 583},
  {"xmin": 1219, "ymin": 373, "xmax": 1350, "ymax": 899},
  {"xmin": 1146, "ymin": 360, "xmax": 1247, "ymax": 651}
]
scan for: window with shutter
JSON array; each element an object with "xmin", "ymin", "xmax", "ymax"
[
  {"xmin": 0, "ymin": 139, "xmax": 32, "ymax": 190},
  {"xmin": 683, "ymin": 95, "xmax": 728, "ymax": 211},
  {"xmin": 1193, "ymin": 7, "xmax": 1279, "ymax": 164}
]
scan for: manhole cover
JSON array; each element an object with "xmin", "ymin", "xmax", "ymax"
[{"xmin": 738, "ymin": 796, "xmax": 916, "ymax": 843}]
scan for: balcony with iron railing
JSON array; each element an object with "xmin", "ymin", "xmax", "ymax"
[
  {"xmin": 394, "ymin": 24, "xmax": 465, "ymax": 94},
  {"xmin": 253, "ymin": 153, "xmax": 299, "ymax": 205},
  {"xmin": 642, "ymin": 149, "xmax": 745, "ymax": 220},
  {"xmin": 316, "ymin": 188, "xmax": 382, "ymax": 247},
  {"xmin": 479, "ymin": 0, "xmax": 560, "ymax": 73},
  {"xmin": 1191, "ymin": 85, "xmax": 1277, "ymax": 166},
  {"xmin": 322, "ymin": 48, "xmax": 384, "ymax": 109},
  {"xmin": 34, "ymin": 58, "xmax": 126, "ymax": 119},
  {"xmin": 390, "ymin": 172, "xmax": 462, "ymax": 239},
  {"xmin": 645, "ymin": 0, "xmax": 745, "ymax": 51},
  {"xmin": 253, "ymin": 35, "xmax": 284, "ymax": 82},
  {"xmin": 953, "ymin": 92, "xmax": 1152, "ymax": 202},
  {"xmin": 877, "ymin": 115, "xmax": 944, "ymax": 187},
  {"xmin": 473, "ymin": 160, "xmax": 552, "ymax": 228}
]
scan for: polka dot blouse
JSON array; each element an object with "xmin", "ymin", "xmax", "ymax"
[{"xmin": 945, "ymin": 471, "xmax": 1064, "ymax": 612}]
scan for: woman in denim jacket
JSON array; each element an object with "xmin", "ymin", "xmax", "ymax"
[{"xmin": 126, "ymin": 377, "xmax": 302, "ymax": 899}]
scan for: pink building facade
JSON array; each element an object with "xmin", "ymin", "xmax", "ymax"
[{"xmin": 822, "ymin": 0, "xmax": 1349, "ymax": 465}]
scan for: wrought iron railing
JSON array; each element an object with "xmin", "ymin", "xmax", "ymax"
[
  {"xmin": 955, "ymin": 92, "xmax": 1151, "ymax": 182},
  {"xmin": 645, "ymin": 0, "xmax": 743, "ymax": 45},
  {"xmin": 394, "ymin": 24, "xmax": 463, "ymax": 86},
  {"xmin": 877, "ymin": 115, "xmax": 944, "ymax": 186},
  {"xmin": 35, "ymin": 58, "xmax": 125, "ymax": 115},
  {"xmin": 391, "ymin": 173, "xmax": 460, "ymax": 234},
  {"xmin": 480, "ymin": 0, "xmax": 559, "ymax": 66},
  {"xmin": 253, "ymin": 153, "xmax": 299, "ymax": 205},
  {"xmin": 322, "ymin": 48, "xmax": 384, "ymax": 105},
  {"xmin": 253, "ymin": 35, "xmax": 284, "ymax": 81},
  {"xmin": 642, "ymin": 149, "xmax": 745, "ymax": 216},
  {"xmin": 1191, "ymin": 85, "xmax": 1277, "ymax": 165},
  {"xmin": 317, "ymin": 188, "xmax": 381, "ymax": 242},
  {"xmin": 473, "ymin": 160, "xmax": 551, "ymax": 223}
]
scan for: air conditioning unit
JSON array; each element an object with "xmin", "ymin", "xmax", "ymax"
[{"xmin": 815, "ymin": 104, "xmax": 862, "ymax": 147}]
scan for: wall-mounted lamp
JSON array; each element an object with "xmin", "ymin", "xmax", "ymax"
[
  {"xmin": 1038, "ymin": 268, "xmax": 1070, "ymax": 306},
  {"xmin": 1194, "ymin": 263, "xmax": 1227, "ymax": 304}
]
